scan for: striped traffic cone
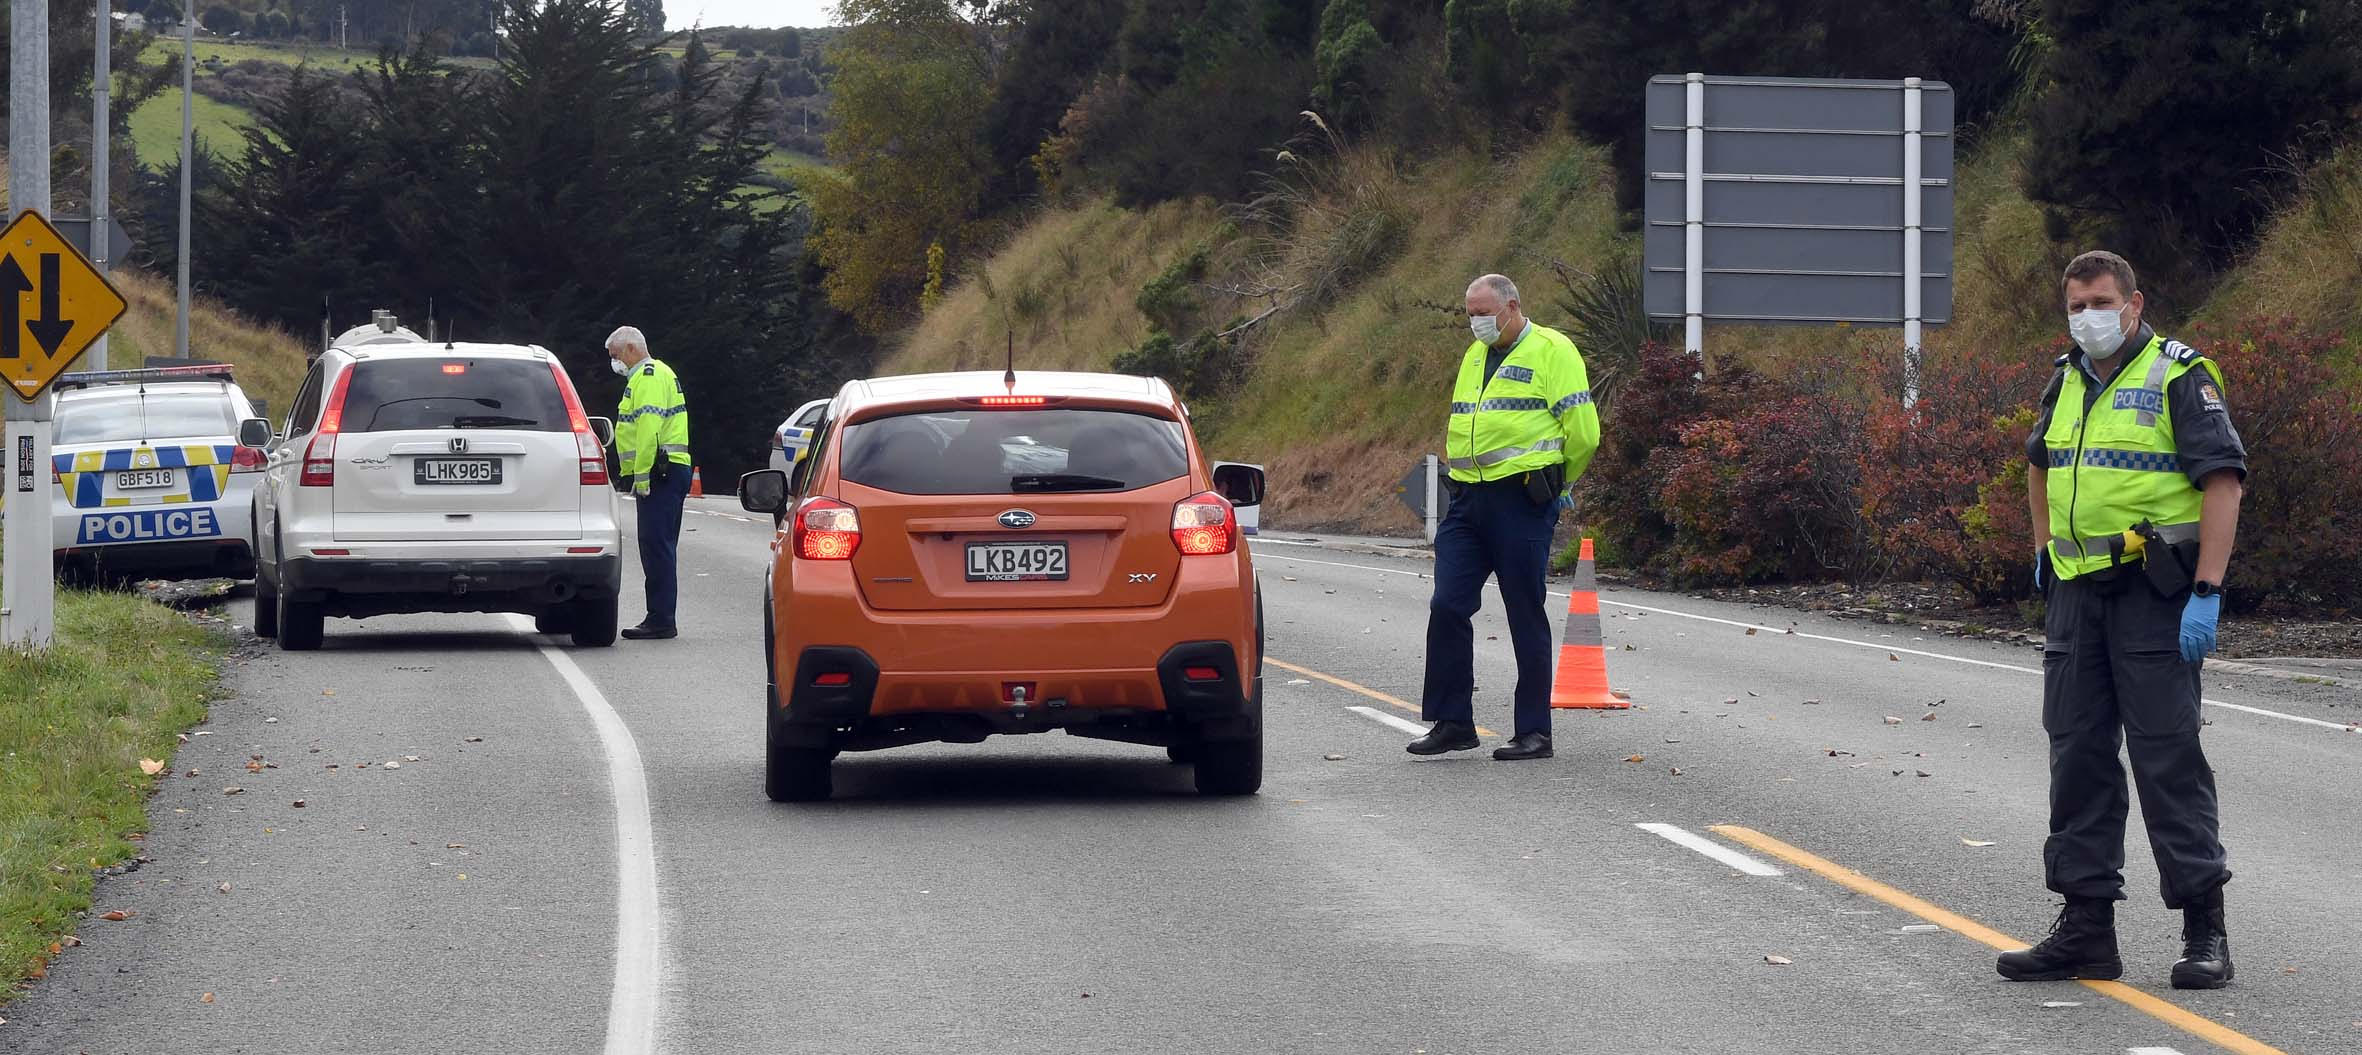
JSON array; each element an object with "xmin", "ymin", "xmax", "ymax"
[
  {"xmin": 1550, "ymin": 538, "xmax": 1629, "ymax": 709},
  {"xmin": 688, "ymin": 466, "xmax": 703, "ymax": 497}
]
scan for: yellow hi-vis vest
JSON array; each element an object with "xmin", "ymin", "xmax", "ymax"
[
  {"xmin": 617, "ymin": 357, "xmax": 691, "ymax": 479},
  {"xmin": 2041, "ymin": 333, "xmax": 2221, "ymax": 580},
  {"xmin": 1444, "ymin": 323, "xmax": 1601, "ymax": 485}
]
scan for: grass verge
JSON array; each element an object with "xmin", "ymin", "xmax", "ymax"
[{"xmin": 0, "ymin": 591, "xmax": 223, "ymax": 1004}]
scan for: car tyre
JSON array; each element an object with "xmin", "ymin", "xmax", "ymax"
[
  {"xmin": 278, "ymin": 590, "xmax": 325, "ymax": 651},
  {"xmin": 535, "ymin": 608, "xmax": 575, "ymax": 635},
  {"xmin": 570, "ymin": 595, "xmax": 619, "ymax": 648},
  {"xmin": 765, "ymin": 737, "xmax": 833, "ymax": 802},
  {"xmin": 1165, "ymin": 742, "xmax": 1198, "ymax": 765},
  {"xmin": 252, "ymin": 571, "xmax": 280, "ymax": 640}
]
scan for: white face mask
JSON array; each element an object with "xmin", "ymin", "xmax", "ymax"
[
  {"xmin": 1469, "ymin": 314, "xmax": 1501, "ymax": 345},
  {"xmin": 2068, "ymin": 308, "xmax": 2127, "ymax": 358},
  {"xmin": 609, "ymin": 356, "xmax": 630, "ymax": 376}
]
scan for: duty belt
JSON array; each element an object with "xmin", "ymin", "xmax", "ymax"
[
  {"xmin": 2052, "ymin": 520, "xmax": 2199, "ymax": 560},
  {"xmin": 1446, "ymin": 437, "xmax": 1563, "ymax": 472}
]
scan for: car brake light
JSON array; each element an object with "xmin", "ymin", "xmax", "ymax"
[
  {"xmin": 230, "ymin": 445, "xmax": 267, "ymax": 473},
  {"xmin": 1184, "ymin": 666, "xmax": 1221, "ymax": 682},
  {"xmin": 546, "ymin": 360, "xmax": 608, "ymax": 486},
  {"xmin": 441, "ymin": 363, "xmax": 467, "ymax": 374},
  {"xmin": 813, "ymin": 672, "xmax": 851, "ymax": 687},
  {"xmin": 974, "ymin": 395, "xmax": 1048, "ymax": 407},
  {"xmin": 793, "ymin": 497, "xmax": 861, "ymax": 560},
  {"xmin": 299, "ymin": 368, "xmax": 354, "ymax": 488},
  {"xmin": 1171, "ymin": 492, "xmax": 1236, "ymax": 555}
]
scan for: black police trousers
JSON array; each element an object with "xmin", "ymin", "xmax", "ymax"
[{"xmin": 2041, "ymin": 573, "xmax": 2230, "ymax": 909}]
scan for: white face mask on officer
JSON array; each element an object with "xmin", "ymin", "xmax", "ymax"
[
  {"xmin": 2068, "ymin": 308, "xmax": 2128, "ymax": 358},
  {"xmin": 610, "ymin": 356, "xmax": 630, "ymax": 376},
  {"xmin": 1469, "ymin": 314, "xmax": 1501, "ymax": 345}
]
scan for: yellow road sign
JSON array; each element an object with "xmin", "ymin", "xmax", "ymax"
[{"xmin": 2, "ymin": 210, "xmax": 131, "ymax": 402}]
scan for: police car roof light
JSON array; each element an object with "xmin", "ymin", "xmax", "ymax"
[{"xmin": 55, "ymin": 364, "xmax": 236, "ymax": 390}]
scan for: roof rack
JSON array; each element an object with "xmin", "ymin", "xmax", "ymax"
[{"xmin": 54, "ymin": 364, "xmax": 237, "ymax": 391}]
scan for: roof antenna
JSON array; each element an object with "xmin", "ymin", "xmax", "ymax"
[
  {"xmin": 1003, "ymin": 331, "xmax": 1015, "ymax": 387},
  {"xmin": 446, "ymin": 318, "xmax": 455, "ymax": 350}
]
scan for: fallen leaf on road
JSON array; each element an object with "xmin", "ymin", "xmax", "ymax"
[
  {"xmin": 465, "ymin": 736, "xmax": 483, "ymax": 743},
  {"xmin": 263, "ymin": 717, "xmax": 278, "ymax": 724},
  {"xmin": 457, "ymin": 873, "xmax": 467, "ymax": 880},
  {"xmin": 1916, "ymin": 771, "xmax": 1932, "ymax": 778},
  {"xmin": 1745, "ymin": 628, "xmax": 1758, "ymax": 636},
  {"xmin": 99, "ymin": 910, "xmax": 133, "ymax": 921},
  {"xmin": 223, "ymin": 787, "xmax": 244, "ymax": 795},
  {"xmin": 383, "ymin": 762, "xmax": 401, "ymax": 770},
  {"xmin": 1669, "ymin": 767, "xmax": 1684, "ymax": 776},
  {"xmin": 1747, "ymin": 691, "xmax": 1760, "ymax": 697},
  {"xmin": 1931, "ymin": 699, "xmax": 1946, "ymax": 707},
  {"xmin": 246, "ymin": 760, "xmax": 265, "ymax": 773},
  {"xmin": 1322, "ymin": 754, "xmax": 1346, "ymax": 761},
  {"xmin": 402, "ymin": 756, "xmax": 421, "ymax": 763},
  {"xmin": 1764, "ymin": 955, "xmax": 1793, "ymax": 966},
  {"xmin": 200, "ymin": 992, "xmax": 215, "ymax": 1004},
  {"xmin": 322, "ymin": 689, "xmax": 335, "ymax": 696},
  {"xmin": 1624, "ymin": 644, "xmax": 1635, "ymax": 650},
  {"xmin": 1664, "ymin": 738, "xmax": 1682, "ymax": 744},
  {"xmin": 1968, "ymin": 723, "xmax": 1985, "ymax": 729},
  {"xmin": 1883, "ymin": 716, "xmax": 1904, "ymax": 725},
  {"xmin": 1803, "ymin": 698, "xmax": 1822, "ymax": 705},
  {"xmin": 1888, "ymin": 653, "xmax": 1899, "ymax": 662},
  {"xmin": 1892, "ymin": 770, "xmax": 1904, "ymax": 776},
  {"xmin": 292, "ymin": 800, "xmax": 306, "ymax": 808},
  {"xmin": 1920, "ymin": 713, "xmax": 1938, "ymax": 722},
  {"xmin": 176, "ymin": 733, "xmax": 188, "ymax": 743},
  {"xmin": 1723, "ymin": 698, "xmax": 1740, "ymax": 706},
  {"xmin": 1961, "ymin": 838, "xmax": 1996, "ymax": 847},
  {"xmin": 218, "ymin": 882, "xmax": 231, "ymax": 894},
  {"xmin": 1611, "ymin": 689, "xmax": 1633, "ymax": 700},
  {"xmin": 138, "ymin": 759, "xmax": 166, "ymax": 776},
  {"xmin": 1624, "ymin": 755, "xmax": 1646, "ymax": 763},
  {"xmin": 1826, "ymin": 749, "xmax": 1853, "ymax": 757},
  {"xmin": 1282, "ymin": 576, "xmax": 1296, "ymax": 581},
  {"xmin": 61, "ymin": 935, "xmax": 80, "ymax": 947},
  {"xmin": 448, "ymin": 843, "xmax": 465, "ymax": 849}
]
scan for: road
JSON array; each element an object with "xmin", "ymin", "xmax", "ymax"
[{"xmin": 7, "ymin": 498, "xmax": 2359, "ymax": 1055}]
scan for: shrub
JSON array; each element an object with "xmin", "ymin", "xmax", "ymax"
[{"xmin": 2189, "ymin": 320, "xmax": 2362, "ymax": 614}]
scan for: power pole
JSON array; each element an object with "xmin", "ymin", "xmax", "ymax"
[
  {"xmin": 338, "ymin": 5, "xmax": 348, "ymax": 49},
  {"xmin": 176, "ymin": 14, "xmax": 194, "ymax": 359},
  {"xmin": 90, "ymin": 0, "xmax": 112, "ymax": 371},
  {"xmin": 6, "ymin": 0, "xmax": 59, "ymax": 647}
]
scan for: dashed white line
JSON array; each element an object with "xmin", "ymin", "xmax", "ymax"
[
  {"xmin": 1635, "ymin": 822, "xmax": 1783, "ymax": 877},
  {"xmin": 1270, "ymin": 552, "xmax": 2353, "ymax": 736},
  {"xmin": 1347, "ymin": 705, "xmax": 1431, "ymax": 736},
  {"xmin": 2128, "ymin": 1047, "xmax": 2189, "ymax": 1055},
  {"xmin": 511, "ymin": 617, "xmax": 662, "ymax": 1055}
]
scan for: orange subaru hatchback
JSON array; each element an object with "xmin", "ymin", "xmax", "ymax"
[{"xmin": 739, "ymin": 371, "xmax": 1266, "ymax": 801}]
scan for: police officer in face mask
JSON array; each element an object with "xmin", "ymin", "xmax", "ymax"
[{"xmin": 1997, "ymin": 250, "xmax": 2246, "ymax": 990}]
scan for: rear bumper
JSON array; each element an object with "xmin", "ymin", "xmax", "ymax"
[
  {"xmin": 279, "ymin": 554, "xmax": 620, "ymax": 616},
  {"xmin": 773, "ymin": 641, "xmax": 1258, "ymax": 748}
]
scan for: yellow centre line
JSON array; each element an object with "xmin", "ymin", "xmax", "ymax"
[
  {"xmin": 1709, "ymin": 825, "xmax": 2287, "ymax": 1055},
  {"xmin": 1266, "ymin": 657, "xmax": 1499, "ymax": 739}
]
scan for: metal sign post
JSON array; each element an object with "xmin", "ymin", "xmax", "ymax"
[
  {"xmin": 90, "ymin": 0, "xmax": 112, "ymax": 372},
  {"xmin": 6, "ymin": 0, "xmax": 56, "ymax": 647},
  {"xmin": 1643, "ymin": 74, "xmax": 1955, "ymax": 403},
  {"xmin": 1395, "ymin": 454, "xmax": 1443, "ymax": 544}
]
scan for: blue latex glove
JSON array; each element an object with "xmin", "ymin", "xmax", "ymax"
[
  {"xmin": 1553, "ymin": 492, "xmax": 1575, "ymax": 516},
  {"xmin": 2179, "ymin": 592, "xmax": 2221, "ymax": 662},
  {"xmin": 2032, "ymin": 555, "xmax": 2044, "ymax": 592}
]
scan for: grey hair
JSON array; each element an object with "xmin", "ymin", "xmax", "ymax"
[
  {"xmin": 1468, "ymin": 274, "xmax": 1520, "ymax": 304},
  {"xmin": 604, "ymin": 325, "xmax": 648, "ymax": 355}
]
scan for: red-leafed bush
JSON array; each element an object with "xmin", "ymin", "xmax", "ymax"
[
  {"xmin": 2186, "ymin": 320, "xmax": 2362, "ymax": 614},
  {"xmin": 1857, "ymin": 340, "xmax": 2053, "ymax": 605}
]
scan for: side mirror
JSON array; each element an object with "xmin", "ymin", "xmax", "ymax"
[
  {"xmin": 1212, "ymin": 462, "xmax": 1264, "ymax": 508},
  {"xmin": 739, "ymin": 469, "xmax": 790, "ymax": 515},
  {"xmin": 588, "ymin": 416, "xmax": 615, "ymax": 447},
  {"xmin": 237, "ymin": 418, "xmax": 272, "ymax": 449}
]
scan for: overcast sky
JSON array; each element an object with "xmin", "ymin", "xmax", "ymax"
[{"xmin": 667, "ymin": 0, "xmax": 836, "ymax": 29}]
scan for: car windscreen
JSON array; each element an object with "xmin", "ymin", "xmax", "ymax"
[
  {"xmin": 839, "ymin": 407, "xmax": 1189, "ymax": 494},
  {"xmin": 342, "ymin": 359, "xmax": 569, "ymax": 433},
  {"xmin": 55, "ymin": 392, "xmax": 236, "ymax": 444}
]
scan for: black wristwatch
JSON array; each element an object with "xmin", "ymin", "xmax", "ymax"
[{"xmin": 2192, "ymin": 580, "xmax": 2220, "ymax": 598}]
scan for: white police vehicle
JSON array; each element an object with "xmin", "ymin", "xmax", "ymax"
[
  {"xmin": 48, "ymin": 366, "xmax": 272, "ymax": 583},
  {"xmin": 251, "ymin": 331, "xmax": 623, "ymax": 651},
  {"xmin": 768, "ymin": 397, "xmax": 830, "ymax": 476}
]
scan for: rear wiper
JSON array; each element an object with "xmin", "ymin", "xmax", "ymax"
[
  {"xmin": 451, "ymin": 415, "xmax": 539, "ymax": 429},
  {"xmin": 1010, "ymin": 473, "xmax": 1126, "ymax": 492}
]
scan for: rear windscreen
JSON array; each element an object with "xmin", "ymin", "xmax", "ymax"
[
  {"xmin": 839, "ymin": 408, "xmax": 1189, "ymax": 494},
  {"xmin": 56, "ymin": 393, "xmax": 236, "ymax": 444},
  {"xmin": 342, "ymin": 359, "xmax": 568, "ymax": 433}
]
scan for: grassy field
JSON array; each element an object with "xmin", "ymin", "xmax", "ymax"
[
  {"xmin": 125, "ymin": 85, "xmax": 257, "ymax": 169},
  {"xmin": 100, "ymin": 268, "xmax": 316, "ymax": 417},
  {"xmin": 0, "ymin": 592, "xmax": 223, "ymax": 1003}
]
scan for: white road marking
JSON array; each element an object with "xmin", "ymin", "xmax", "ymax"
[
  {"xmin": 510, "ymin": 617, "xmax": 662, "ymax": 1055},
  {"xmin": 1348, "ymin": 705, "xmax": 1431, "ymax": 736},
  {"xmin": 1269, "ymin": 553, "xmax": 2354, "ymax": 736},
  {"xmin": 1635, "ymin": 822, "xmax": 1783, "ymax": 877},
  {"xmin": 2128, "ymin": 1048, "xmax": 2189, "ymax": 1055}
]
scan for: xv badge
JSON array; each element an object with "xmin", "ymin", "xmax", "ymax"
[{"xmin": 1127, "ymin": 573, "xmax": 1158, "ymax": 583}]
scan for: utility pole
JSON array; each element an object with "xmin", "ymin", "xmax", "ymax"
[
  {"xmin": 6, "ymin": 0, "xmax": 59, "ymax": 647},
  {"xmin": 338, "ymin": 5, "xmax": 348, "ymax": 49},
  {"xmin": 90, "ymin": 0, "xmax": 112, "ymax": 371},
  {"xmin": 176, "ymin": 14, "xmax": 194, "ymax": 359}
]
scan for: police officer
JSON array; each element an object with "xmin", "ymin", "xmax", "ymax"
[
  {"xmin": 607, "ymin": 325, "xmax": 694, "ymax": 641},
  {"xmin": 1997, "ymin": 251, "xmax": 2245, "ymax": 990},
  {"xmin": 1406, "ymin": 274, "xmax": 1600, "ymax": 761}
]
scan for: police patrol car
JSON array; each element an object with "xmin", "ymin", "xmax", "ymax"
[{"xmin": 48, "ymin": 365, "xmax": 273, "ymax": 583}]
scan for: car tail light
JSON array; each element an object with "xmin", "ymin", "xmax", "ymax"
[
  {"xmin": 1171, "ymin": 492, "xmax": 1236, "ymax": 555},
  {"xmin": 299, "ymin": 367, "xmax": 355, "ymax": 488},
  {"xmin": 546, "ymin": 360, "xmax": 608, "ymax": 486},
  {"xmin": 1184, "ymin": 666, "xmax": 1221, "ymax": 682},
  {"xmin": 813, "ymin": 672, "xmax": 851, "ymax": 687},
  {"xmin": 793, "ymin": 497, "xmax": 861, "ymax": 560},
  {"xmin": 972, "ymin": 395, "xmax": 1049, "ymax": 407},
  {"xmin": 230, "ymin": 445, "xmax": 267, "ymax": 473}
]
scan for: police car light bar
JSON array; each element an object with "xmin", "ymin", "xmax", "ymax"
[{"xmin": 55, "ymin": 364, "xmax": 237, "ymax": 390}]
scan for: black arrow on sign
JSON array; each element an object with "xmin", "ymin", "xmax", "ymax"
[
  {"xmin": 0, "ymin": 254, "xmax": 27, "ymax": 360},
  {"xmin": 25, "ymin": 254, "xmax": 75, "ymax": 356}
]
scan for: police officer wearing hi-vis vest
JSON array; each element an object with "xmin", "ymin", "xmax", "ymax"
[
  {"xmin": 1406, "ymin": 274, "xmax": 1600, "ymax": 762},
  {"xmin": 607, "ymin": 325, "xmax": 693, "ymax": 641},
  {"xmin": 1997, "ymin": 251, "xmax": 2245, "ymax": 990}
]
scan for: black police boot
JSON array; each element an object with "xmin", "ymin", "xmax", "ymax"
[
  {"xmin": 620, "ymin": 622, "xmax": 678, "ymax": 640},
  {"xmin": 2171, "ymin": 887, "xmax": 2234, "ymax": 990},
  {"xmin": 1406, "ymin": 720, "xmax": 1480, "ymax": 755},
  {"xmin": 1996, "ymin": 899, "xmax": 2122, "ymax": 981},
  {"xmin": 1491, "ymin": 732, "xmax": 1553, "ymax": 761}
]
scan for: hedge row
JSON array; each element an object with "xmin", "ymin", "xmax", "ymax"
[{"xmin": 1581, "ymin": 321, "xmax": 2362, "ymax": 615}]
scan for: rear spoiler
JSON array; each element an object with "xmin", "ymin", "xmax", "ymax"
[{"xmin": 54, "ymin": 364, "xmax": 236, "ymax": 390}]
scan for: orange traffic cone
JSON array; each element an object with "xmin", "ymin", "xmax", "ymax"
[
  {"xmin": 1550, "ymin": 538, "xmax": 1629, "ymax": 709},
  {"xmin": 688, "ymin": 466, "xmax": 703, "ymax": 497}
]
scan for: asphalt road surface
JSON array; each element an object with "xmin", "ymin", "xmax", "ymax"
[{"xmin": 8, "ymin": 497, "xmax": 2358, "ymax": 1055}]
